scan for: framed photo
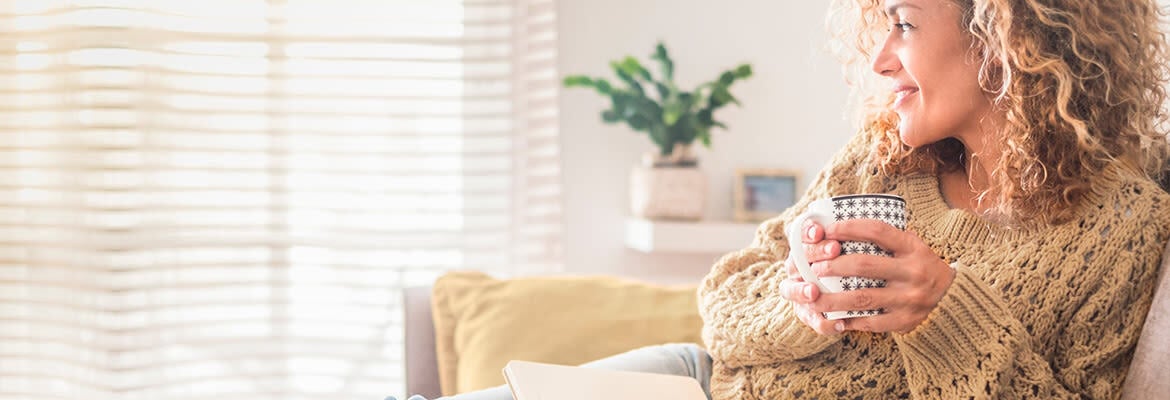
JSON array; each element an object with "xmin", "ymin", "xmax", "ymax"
[{"xmin": 733, "ymin": 169, "xmax": 799, "ymax": 222}]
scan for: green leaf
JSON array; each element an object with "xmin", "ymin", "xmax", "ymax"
[
  {"xmin": 628, "ymin": 114, "xmax": 650, "ymax": 131},
  {"xmin": 620, "ymin": 56, "xmax": 653, "ymax": 81},
  {"xmin": 709, "ymin": 87, "xmax": 729, "ymax": 108},
  {"xmin": 718, "ymin": 71, "xmax": 735, "ymax": 86},
  {"xmin": 655, "ymin": 82, "xmax": 672, "ymax": 100},
  {"xmin": 595, "ymin": 79, "xmax": 613, "ymax": 94},
  {"xmin": 712, "ymin": 87, "xmax": 739, "ymax": 106},
  {"xmin": 699, "ymin": 129, "xmax": 712, "ymax": 147},
  {"xmin": 611, "ymin": 61, "xmax": 644, "ymax": 96},
  {"xmin": 696, "ymin": 109, "xmax": 714, "ymax": 126},
  {"xmin": 733, "ymin": 64, "xmax": 753, "ymax": 79},
  {"xmin": 663, "ymin": 101, "xmax": 683, "ymax": 126},
  {"xmin": 563, "ymin": 75, "xmax": 593, "ymax": 87},
  {"xmin": 634, "ymin": 98, "xmax": 664, "ymax": 127},
  {"xmin": 648, "ymin": 125, "xmax": 668, "ymax": 151},
  {"xmin": 651, "ymin": 42, "xmax": 674, "ymax": 80},
  {"xmin": 653, "ymin": 42, "xmax": 669, "ymax": 61},
  {"xmin": 672, "ymin": 114, "xmax": 696, "ymax": 143},
  {"xmin": 610, "ymin": 92, "xmax": 631, "ymax": 117},
  {"xmin": 677, "ymin": 92, "xmax": 695, "ymax": 111}
]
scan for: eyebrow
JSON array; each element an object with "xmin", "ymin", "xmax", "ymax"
[{"xmin": 885, "ymin": 1, "xmax": 923, "ymax": 16}]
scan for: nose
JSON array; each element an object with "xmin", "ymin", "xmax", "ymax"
[{"xmin": 870, "ymin": 35, "xmax": 901, "ymax": 76}]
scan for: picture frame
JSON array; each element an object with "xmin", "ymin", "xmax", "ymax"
[{"xmin": 733, "ymin": 168, "xmax": 800, "ymax": 222}]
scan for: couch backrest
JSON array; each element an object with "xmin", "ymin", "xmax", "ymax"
[{"xmin": 1120, "ymin": 239, "xmax": 1170, "ymax": 399}]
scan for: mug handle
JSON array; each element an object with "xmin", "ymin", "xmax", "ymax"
[{"xmin": 785, "ymin": 199, "xmax": 836, "ymax": 294}]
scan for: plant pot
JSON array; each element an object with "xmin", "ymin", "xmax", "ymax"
[{"xmin": 630, "ymin": 165, "xmax": 707, "ymax": 220}]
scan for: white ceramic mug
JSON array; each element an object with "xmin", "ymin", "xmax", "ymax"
[{"xmin": 785, "ymin": 194, "xmax": 907, "ymax": 320}]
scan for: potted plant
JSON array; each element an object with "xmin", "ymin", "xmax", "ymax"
[{"xmin": 564, "ymin": 42, "xmax": 752, "ymax": 220}]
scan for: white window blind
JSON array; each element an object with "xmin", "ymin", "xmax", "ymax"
[{"xmin": 0, "ymin": 0, "xmax": 561, "ymax": 399}]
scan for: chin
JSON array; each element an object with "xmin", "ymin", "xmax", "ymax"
[
  {"xmin": 898, "ymin": 125, "xmax": 926, "ymax": 148},
  {"xmin": 897, "ymin": 120, "xmax": 944, "ymax": 149}
]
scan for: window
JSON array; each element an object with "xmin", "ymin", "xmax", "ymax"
[{"xmin": 0, "ymin": 1, "xmax": 560, "ymax": 398}]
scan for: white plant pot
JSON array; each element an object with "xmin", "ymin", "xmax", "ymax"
[{"xmin": 630, "ymin": 166, "xmax": 707, "ymax": 220}]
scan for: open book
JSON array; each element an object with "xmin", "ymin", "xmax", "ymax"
[{"xmin": 502, "ymin": 360, "xmax": 707, "ymax": 400}]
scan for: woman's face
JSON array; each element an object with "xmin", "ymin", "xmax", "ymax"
[{"xmin": 871, "ymin": 0, "xmax": 995, "ymax": 148}]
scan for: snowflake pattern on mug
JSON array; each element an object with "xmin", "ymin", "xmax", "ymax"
[
  {"xmin": 827, "ymin": 194, "xmax": 906, "ymax": 318},
  {"xmin": 844, "ymin": 307, "xmax": 884, "ymax": 317},
  {"xmin": 831, "ymin": 195, "xmax": 907, "ymax": 229},
  {"xmin": 832, "ymin": 195, "xmax": 907, "ymax": 257},
  {"xmin": 839, "ymin": 276, "xmax": 887, "ymax": 290}
]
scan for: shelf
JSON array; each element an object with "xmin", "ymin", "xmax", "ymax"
[{"xmin": 624, "ymin": 218, "xmax": 760, "ymax": 254}]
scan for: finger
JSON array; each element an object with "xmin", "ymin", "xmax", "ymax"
[
  {"xmin": 800, "ymin": 306, "xmax": 843, "ymax": 336},
  {"xmin": 824, "ymin": 219, "xmax": 911, "ymax": 254},
  {"xmin": 800, "ymin": 219, "xmax": 825, "ymax": 244},
  {"xmin": 803, "ymin": 240, "xmax": 840, "ymax": 264},
  {"xmin": 815, "ymin": 318, "xmax": 845, "ymax": 335},
  {"xmin": 811, "ymin": 314, "xmax": 842, "ymax": 335},
  {"xmin": 779, "ymin": 278, "xmax": 819, "ymax": 303},
  {"xmin": 809, "ymin": 287, "xmax": 894, "ymax": 314},
  {"xmin": 811, "ymin": 255, "xmax": 905, "ymax": 282}
]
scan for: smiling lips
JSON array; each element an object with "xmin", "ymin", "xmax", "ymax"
[{"xmin": 893, "ymin": 84, "xmax": 918, "ymax": 109}]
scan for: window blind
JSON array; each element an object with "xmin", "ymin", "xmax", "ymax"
[{"xmin": 0, "ymin": 0, "xmax": 561, "ymax": 399}]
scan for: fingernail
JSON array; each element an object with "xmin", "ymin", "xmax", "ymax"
[
  {"xmin": 835, "ymin": 321, "xmax": 845, "ymax": 333},
  {"xmin": 823, "ymin": 242, "xmax": 833, "ymax": 255},
  {"xmin": 806, "ymin": 225, "xmax": 816, "ymax": 239},
  {"xmin": 802, "ymin": 284, "xmax": 813, "ymax": 299}
]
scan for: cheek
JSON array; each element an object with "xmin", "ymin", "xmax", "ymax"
[{"xmin": 943, "ymin": 56, "xmax": 986, "ymax": 100}]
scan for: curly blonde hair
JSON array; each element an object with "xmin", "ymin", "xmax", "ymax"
[{"xmin": 830, "ymin": 0, "xmax": 1170, "ymax": 224}]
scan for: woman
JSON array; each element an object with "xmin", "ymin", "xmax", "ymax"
[
  {"xmin": 406, "ymin": 0, "xmax": 1170, "ymax": 398},
  {"xmin": 699, "ymin": 0, "xmax": 1170, "ymax": 398}
]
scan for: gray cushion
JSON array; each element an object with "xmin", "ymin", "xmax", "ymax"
[{"xmin": 404, "ymin": 286, "xmax": 440, "ymax": 399}]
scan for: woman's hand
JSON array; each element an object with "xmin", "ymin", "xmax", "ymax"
[
  {"xmin": 779, "ymin": 220, "xmax": 843, "ymax": 335},
  {"xmin": 780, "ymin": 219, "xmax": 956, "ymax": 334}
]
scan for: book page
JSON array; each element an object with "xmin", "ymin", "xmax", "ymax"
[{"xmin": 502, "ymin": 360, "xmax": 706, "ymax": 400}]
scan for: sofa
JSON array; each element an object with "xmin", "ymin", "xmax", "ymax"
[
  {"xmin": 403, "ymin": 271, "xmax": 705, "ymax": 397},
  {"xmin": 403, "ymin": 241, "xmax": 1170, "ymax": 399}
]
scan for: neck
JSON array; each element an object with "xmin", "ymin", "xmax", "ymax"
[{"xmin": 944, "ymin": 118, "xmax": 1005, "ymax": 212}]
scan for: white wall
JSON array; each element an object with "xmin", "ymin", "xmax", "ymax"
[{"xmin": 556, "ymin": 1, "xmax": 854, "ymax": 283}]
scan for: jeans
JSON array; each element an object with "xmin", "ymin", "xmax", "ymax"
[{"xmin": 391, "ymin": 343, "xmax": 713, "ymax": 400}]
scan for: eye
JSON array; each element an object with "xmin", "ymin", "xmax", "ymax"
[{"xmin": 891, "ymin": 22, "xmax": 915, "ymax": 32}]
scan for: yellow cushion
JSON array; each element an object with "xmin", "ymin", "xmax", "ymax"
[{"xmin": 430, "ymin": 271, "xmax": 703, "ymax": 395}]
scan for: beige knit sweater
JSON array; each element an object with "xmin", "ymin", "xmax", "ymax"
[{"xmin": 698, "ymin": 135, "xmax": 1170, "ymax": 399}]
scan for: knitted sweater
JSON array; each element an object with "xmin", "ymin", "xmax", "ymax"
[{"xmin": 698, "ymin": 135, "xmax": 1170, "ymax": 399}]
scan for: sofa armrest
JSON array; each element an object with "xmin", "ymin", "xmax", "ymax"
[
  {"xmin": 1121, "ymin": 239, "xmax": 1170, "ymax": 400},
  {"xmin": 404, "ymin": 285, "xmax": 441, "ymax": 399}
]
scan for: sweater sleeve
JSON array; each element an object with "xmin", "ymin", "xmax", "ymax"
[
  {"xmin": 697, "ymin": 133, "xmax": 872, "ymax": 368},
  {"xmin": 894, "ymin": 245, "xmax": 1162, "ymax": 400}
]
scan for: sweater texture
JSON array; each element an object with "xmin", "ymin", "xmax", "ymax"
[{"xmin": 698, "ymin": 135, "xmax": 1170, "ymax": 399}]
